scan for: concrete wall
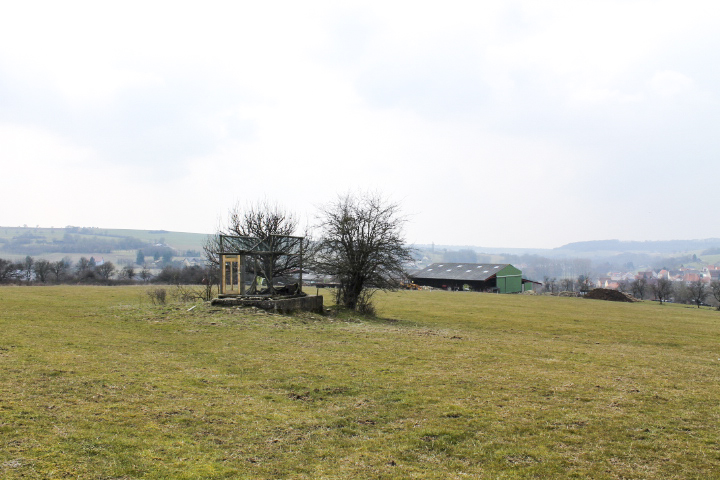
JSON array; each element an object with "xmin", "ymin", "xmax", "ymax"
[{"xmin": 211, "ymin": 295, "xmax": 324, "ymax": 314}]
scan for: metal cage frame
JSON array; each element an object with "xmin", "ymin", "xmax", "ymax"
[{"xmin": 218, "ymin": 234, "xmax": 304, "ymax": 296}]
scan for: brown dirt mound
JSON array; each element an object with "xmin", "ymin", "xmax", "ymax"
[{"xmin": 585, "ymin": 288, "xmax": 638, "ymax": 302}]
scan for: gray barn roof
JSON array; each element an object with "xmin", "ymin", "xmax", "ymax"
[{"xmin": 410, "ymin": 263, "xmax": 512, "ymax": 282}]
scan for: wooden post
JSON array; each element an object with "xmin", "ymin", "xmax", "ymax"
[
  {"xmin": 220, "ymin": 254, "xmax": 226, "ymax": 294},
  {"xmin": 240, "ymin": 254, "xmax": 245, "ymax": 294}
]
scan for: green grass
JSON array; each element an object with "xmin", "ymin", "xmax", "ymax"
[
  {"xmin": 2, "ymin": 287, "xmax": 720, "ymax": 478},
  {"xmin": 700, "ymin": 253, "xmax": 720, "ymax": 265},
  {"xmin": 98, "ymin": 228, "xmax": 209, "ymax": 251}
]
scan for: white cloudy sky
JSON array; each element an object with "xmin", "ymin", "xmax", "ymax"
[{"xmin": 1, "ymin": 1, "xmax": 719, "ymax": 248}]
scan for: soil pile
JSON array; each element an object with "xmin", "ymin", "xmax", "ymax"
[{"xmin": 585, "ymin": 288, "xmax": 638, "ymax": 302}]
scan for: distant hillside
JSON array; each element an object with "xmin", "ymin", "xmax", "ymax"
[
  {"xmin": 5, "ymin": 226, "xmax": 720, "ymax": 269},
  {"xmin": 0, "ymin": 226, "xmax": 209, "ymax": 258},
  {"xmin": 555, "ymin": 239, "xmax": 720, "ymax": 254}
]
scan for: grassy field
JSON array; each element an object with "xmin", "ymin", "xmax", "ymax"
[{"xmin": 1, "ymin": 287, "xmax": 719, "ymax": 479}]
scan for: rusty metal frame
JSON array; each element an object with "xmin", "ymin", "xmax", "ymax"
[{"xmin": 218, "ymin": 234, "xmax": 304, "ymax": 296}]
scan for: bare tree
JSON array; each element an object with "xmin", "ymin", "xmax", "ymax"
[
  {"xmin": 617, "ymin": 280, "xmax": 630, "ymax": 293},
  {"xmin": 76, "ymin": 257, "xmax": 91, "ymax": 275},
  {"xmin": 577, "ymin": 274, "xmax": 592, "ymax": 293},
  {"xmin": 652, "ymin": 278, "xmax": 673, "ymax": 304},
  {"xmin": 22, "ymin": 256, "xmax": 34, "ymax": 284},
  {"xmin": 711, "ymin": 280, "xmax": 720, "ymax": 310},
  {"xmin": 33, "ymin": 259, "xmax": 52, "ymax": 283},
  {"xmin": 543, "ymin": 276, "xmax": 557, "ymax": 294},
  {"xmin": 96, "ymin": 262, "xmax": 116, "ymax": 282},
  {"xmin": 202, "ymin": 265, "xmax": 219, "ymax": 301},
  {"xmin": 313, "ymin": 192, "xmax": 413, "ymax": 313},
  {"xmin": 630, "ymin": 278, "xmax": 647, "ymax": 299},
  {"xmin": 688, "ymin": 280, "xmax": 709, "ymax": 308},
  {"xmin": 140, "ymin": 266, "xmax": 152, "ymax": 283},
  {"xmin": 0, "ymin": 258, "xmax": 20, "ymax": 283},
  {"xmin": 121, "ymin": 265, "xmax": 136, "ymax": 280},
  {"xmin": 560, "ymin": 278, "xmax": 575, "ymax": 292},
  {"xmin": 51, "ymin": 258, "xmax": 71, "ymax": 283},
  {"xmin": 674, "ymin": 282, "xmax": 690, "ymax": 304}
]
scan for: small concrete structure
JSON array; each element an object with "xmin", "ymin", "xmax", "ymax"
[{"xmin": 211, "ymin": 294, "xmax": 324, "ymax": 314}]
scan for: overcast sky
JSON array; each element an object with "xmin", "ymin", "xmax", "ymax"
[{"xmin": 1, "ymin": 1, "xmax": 719, "ymax": 248}]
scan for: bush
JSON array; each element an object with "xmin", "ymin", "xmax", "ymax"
[{"xmin": 147, "ymin": 288, "xmax": 167, "ymax": 305}]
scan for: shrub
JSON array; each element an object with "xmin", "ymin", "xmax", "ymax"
[{"xmin": 147, "ymin": 288, "xmax": 167, "ymax": 305}]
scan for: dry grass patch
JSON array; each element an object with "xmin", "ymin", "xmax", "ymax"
[{"xmin": 1, "ymin": 286, "xmax": 719, "ymax": 478}]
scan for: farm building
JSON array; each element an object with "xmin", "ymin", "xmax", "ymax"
[{"xmin": 409, "ymin": 263, "xmax": 539, "ymax": 293}]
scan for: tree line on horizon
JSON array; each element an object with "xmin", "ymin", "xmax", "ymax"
[
  {"xmin": 539, "ymin": 273, "xmax": 720, "ymax": 309},
  {"xmin": 3, "ymin": 226, "xmax": 716, "ymax": 286},
  {"xmin": 0, "ymin": 255, "xmax": 214, "ymax": 287}
]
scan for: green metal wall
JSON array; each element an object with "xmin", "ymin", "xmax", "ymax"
[{"xmin": 496, "ymin": 265, "xmax": 523, "ymax": 293}]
